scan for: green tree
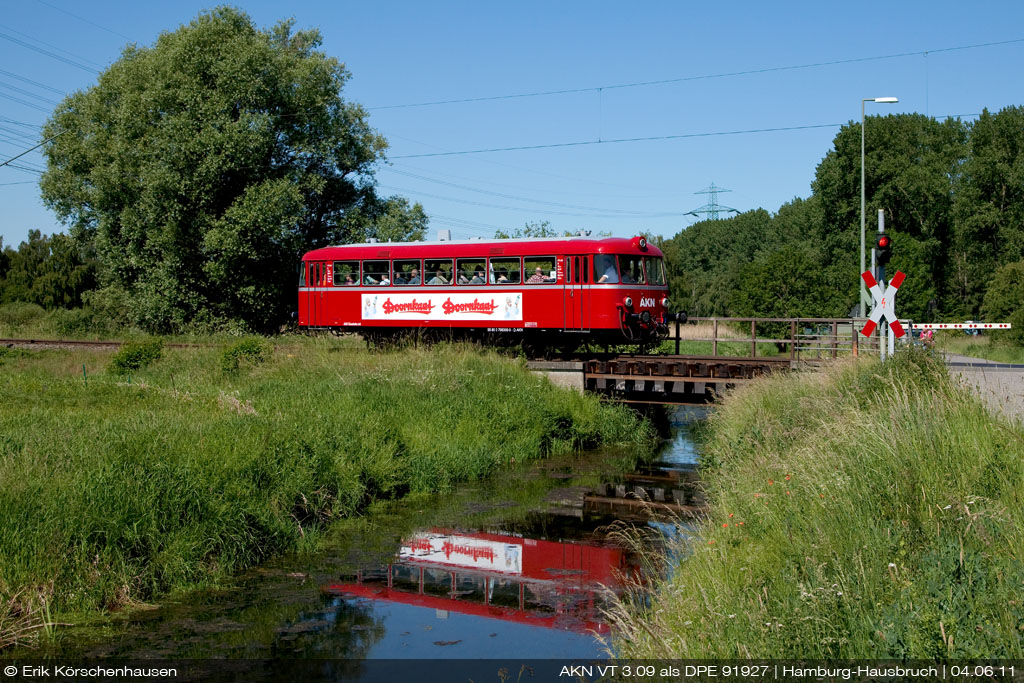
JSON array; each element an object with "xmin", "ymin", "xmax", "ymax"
[
  {"xmin": 0, "ymin": 230, "xmax": 95, "ymax": 308},
  {"xmin": 494, "ymin": 220, "xmax": 556, "ymax": 239},
  {"xmin": 662, "ymin": 209, "xmax": 774, "ymax": 316},
  {"xmin": 40, "ymin": 7, "xmax": 402, "ymax": 332},
  {"xmin": 948, "ymin": 107, "xmax": 1024, "ymax": 316},
  {"xmin": 811, "ymin": 114, "xmax": 967, "ymax": 316},
  {"xmin": 730, "ymin": 245, "xmax": 833, "ymax": 323},
  {"xmin": 337, "ymin": 195, "xmax": 428, "ymax": 244},
  {"xmin": 981, "ymin": 260, "xmax": 1024, "ymax": 345}
]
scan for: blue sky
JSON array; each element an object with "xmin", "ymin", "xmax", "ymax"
[{"xmin": 2, "ymin": 0, "xmax": 1023, "ymax": 247}]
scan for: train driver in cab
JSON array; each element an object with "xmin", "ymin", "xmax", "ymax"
[{"xmin": 596, "ymin": 254, "xmax": 618, "ymax": 284}]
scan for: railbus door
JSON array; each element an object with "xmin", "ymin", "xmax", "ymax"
[
  {"xmin": 309, "ymin": 261, "xmax": 331, "ymax": 326},
  {"xmin": 563, "ymin": 256, "xmax": 588, "ymax": 331},
  {"xmin": 308, "ymin": 262, "xmax": 321, "ymax": 325}
]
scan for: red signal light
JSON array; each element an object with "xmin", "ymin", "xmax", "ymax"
[{"xmin": 877, "ymin": 236, "xmax": 890, "ymax": 248}]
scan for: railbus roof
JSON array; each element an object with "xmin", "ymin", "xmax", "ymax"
[{"xmin": 302, "ymin": 235, "xmax": 663, "ymax": 260}]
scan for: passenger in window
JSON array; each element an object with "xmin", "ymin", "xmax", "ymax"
[
  {"xmin": 496, "ymin": 269, "xmax": 509, "ymax": 284},
  {"xmin": 379, "ymin": 274, "xmax": 391, "ymax": 286},
  {"xmin": 457, "ymin": 271, "xmax": 470, "ymax": 284},
  {"xmin": 596, "ymin": 255, "xmax": 618, "ymax": 283},
  {"xmin": 470, "ymin": 269, "xmax": 486, "ymax": 285},
  {"xmin": 343, "ymin": 273, "xmax": 357, "ymax": 286},
  {"xmin": 408, "ymin": 268, "xmax": 421, "ymax": 285},
  {"xmin": 393, "ymin": 272, "xmax": 407, "ymax": 285},
  {"xmin": 527, "ymin": 267, "xmax": 551, "ymax": 284},
  {"xmin": 620, "ymin": 269, "xmax": 635, "ymax": 284},
  {"xmin": 428, "ymin": 270, "xmax": 448, "ymax": 285}
]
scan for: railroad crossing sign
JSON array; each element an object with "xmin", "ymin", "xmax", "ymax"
[{"xmin": 860, "ymin": 270, "xmax": 906, "ymax": 338}]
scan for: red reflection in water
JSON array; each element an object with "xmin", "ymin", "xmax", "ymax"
[{"xmin": 324, "ymin": 528, "xmax": 641, "ymax": 634}]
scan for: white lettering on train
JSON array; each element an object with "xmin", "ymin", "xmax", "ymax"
[{"xmin": 640, "ymin": 297, "xmax": 655, "ymax": 308}]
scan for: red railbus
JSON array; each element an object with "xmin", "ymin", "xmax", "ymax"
[{"xmin": 298, "ymin": 235, "xmax": 670, "ymax": 347}]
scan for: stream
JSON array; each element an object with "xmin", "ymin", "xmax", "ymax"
[{"xmin": 24, "ymin": 406, "xmax": 708, "ymax": 677}]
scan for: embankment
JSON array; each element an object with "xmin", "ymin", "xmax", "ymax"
[
  {"xmin": 611, "ymin": 349, "xmax": 1024, "ymax": 658},
  {"xmin": 0, "ymin": 340, "xmax": 654, "ymax": 646}
]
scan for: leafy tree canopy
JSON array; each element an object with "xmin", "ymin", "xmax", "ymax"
[
  {"xmin": 40, "ymin": 7, "xmax": 422, "ymax": 332},
  {"xmin": 0, "ymin": 230, "xmax": 95, "ymax": 309}
]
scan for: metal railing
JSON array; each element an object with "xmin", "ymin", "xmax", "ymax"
[{"xmin": 670, "ymin": 316, "xmax": 904, "ymax": 361}]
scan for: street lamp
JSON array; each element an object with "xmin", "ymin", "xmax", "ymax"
[{"xmin": 860, "ymin": 96, "xmax": 898, "ymax": 317}]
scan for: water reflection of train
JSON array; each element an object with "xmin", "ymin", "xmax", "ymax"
[{"xmin": 324, "ymin": 528, "xmax": 641, "ymax": 634}]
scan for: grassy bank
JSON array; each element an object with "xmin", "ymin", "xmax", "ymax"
[
  {"xmin": 937, "ymin": 332, "xmax": 1024, "ymax": 364},
  {"xmin": 0, "ymin": 339, "xmax": 655, "ymax": 648},
  {"xmin": 611, "ymin": 349, "xmax": 1024, "ymax": 658}
]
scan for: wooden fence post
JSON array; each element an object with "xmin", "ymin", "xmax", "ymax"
[
  {"xmin": 751, "ymin": 320, "xmax": 757, "ymax": 358},
  {"xmin": 712, "ymin": 319, "xmax": 719, "ymax": 357}
]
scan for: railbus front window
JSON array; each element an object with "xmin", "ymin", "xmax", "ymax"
[
  {"xmin": 298, "ymin": 262, "xmax": 306, "ymax": 286},
  {"xmin": 393, "ymin": 259, "xmax": 422, "ymax": 285},
  {"xmin": 490, "ymin": 257, "xmax": 521, "ymax": 284},
  {"xmin": 643, "ymin": 257, "xmax": 666, "ymax": 286},
  {"xmin": 363, "ymin": 260, "xmax": 390, "ymax": 285},
  {"xmin": 595, "ymin": 254, "xmax": 618, "ymax": 284},
  {"xmin": 457, "ymin": 258, "xmax": 487, "ymax": 285},
  {"xmin": 424, "ymin": 259, "xmax": 453, "ymax": 285},
  {"xmin": 617, "ymin": 255, "xmax": 646, "ymax": 285},
  {"xmin": 333, "ymin": 260, "xmax": 359, "ymax": 286},
  {"xmin": 524, "ymin": 256, "xmax": 556, "ymax": 284}
]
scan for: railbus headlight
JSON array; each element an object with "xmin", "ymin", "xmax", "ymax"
[
  {"xmin": 660, "ymin": 297, "xmax": 668, "ymax": 308},
  {"xmin": 624, "ymin": 296, "xmax": 633, "ymax": 309}
]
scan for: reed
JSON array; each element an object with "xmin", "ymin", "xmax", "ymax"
[{"xmin": 609, "ymin": 349, "xmax": 1024, "ymax": 658}]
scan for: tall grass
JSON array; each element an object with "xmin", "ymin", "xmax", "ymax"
[
  {"xmin": 610, "ymin": 349, "xmax": 1024, "ymax": 658},
  {"xmin": 937, "ymin": 332, "xmax": 1024, "ymax": 364},
  {"xmin": 0, "ymin": 340, "xmax": 655, "ymax": 644}
]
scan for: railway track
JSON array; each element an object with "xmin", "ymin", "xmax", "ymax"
[{"xmin": 0, "ymin": 338, "xmax": 208, "ymax": 351}]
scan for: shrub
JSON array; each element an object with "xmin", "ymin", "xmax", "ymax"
[
  {"xmin": 108, "ymin": 338, "xmax": 164, "ymax": 374},
  {"xmin": 0, "ymin": 302, "xmax": 46, "ymax": 330},
  {"xmin": 982, "ymin": 260, "xmax": 1024, "ymax": 345},
  {"xmin": 221, "ymin": 337, "xmax": 271, "ymax": 373},
  {"xmin": 51, "ymin": 307, "xmax": 109, "ymax": 338}
]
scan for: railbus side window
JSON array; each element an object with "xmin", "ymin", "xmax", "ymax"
[
  {"xmin": 299, "ymin": 262, "xmax": 306, "ymax": 286},
  {"xmin": 643, "ymin": 257, "xmax": 666, "ymax": 286},
  {"xmin": 393, "ymin": 259, "xmax": 422, "ymax": 285},
  {"xmin": 489, "ymin": 257, "xmax": 521, "ymax": 284},
  {"xmin": 424, "ymin": 259, "xmax": 454, "ymax": 285},
  {"xmin": 524, "ymin": 256, "xmax": 556, "ymax": 284},
  {"xmin": 456, "ymin": 258, "xmax": 487, "ymax": 285},
  {"xmin": 583, "ymin": 257, "xmax": 589, "ymax": 283},
  {"xmin": 333, "ymin": 260, "xmax": 359, "ymax": 286},
  {"xmin": 594, "ymin": 254, "xmax": 618, "ymax": 284},
  {"xmin": 573, "ymin": 257, "xmax": 581, "ymax": 284},
  {"xmin": 617, "ymin": 255, "xmax": 646, "ymax": 285},
  {"xmin": 363, "ymin": 260, "xmax": 390, "ymax": 285}
]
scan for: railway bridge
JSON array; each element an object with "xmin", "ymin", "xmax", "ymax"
[{"xmin": 528, "ymin": 317, "xmax": 888, "ymax": 405}]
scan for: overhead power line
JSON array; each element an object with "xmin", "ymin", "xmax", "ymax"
[
  {"xmin": 0, "ymin": 91, "xmax": 52, "ymax": 113},
  {"xmin": 34, "ymin": 0, "xmax": 135, "ymax": 41},
  {"xmin": 385, "ymin": 168, "xmax": 664, "ymax": 213},
  {"xmin": 0, "ymin": 68, "xmax": 67, "ymax": 95},
  {"xmin": 0, "ymin": 30, "xmax": 99, "ymax": 73},
  {"xmin": 0, "ymin": 130, "xmax": 63, "ymax": 169},
  {"xmin": 370, "ymin": 37, "xmax": 1024, "ymax": 110},
  {"xmin": 0, "ymin": 22, "xmax": 105, "ymax": 68},
  {"xmin": 390, "ymin": 122, "xmax": 842, "ymax": 159},
  {"xmin": 378, "ymin": 183, "xmax": 680, "ymax": 218}
]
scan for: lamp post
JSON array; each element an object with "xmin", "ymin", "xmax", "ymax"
[{"xmin": 860, "ymin": 96, "xmax": 898, "ymax": 317}]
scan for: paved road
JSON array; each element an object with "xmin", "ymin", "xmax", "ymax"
[{"xmin": 945, "ymin": 353, "xmax": 1024, "ymax": 425}]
